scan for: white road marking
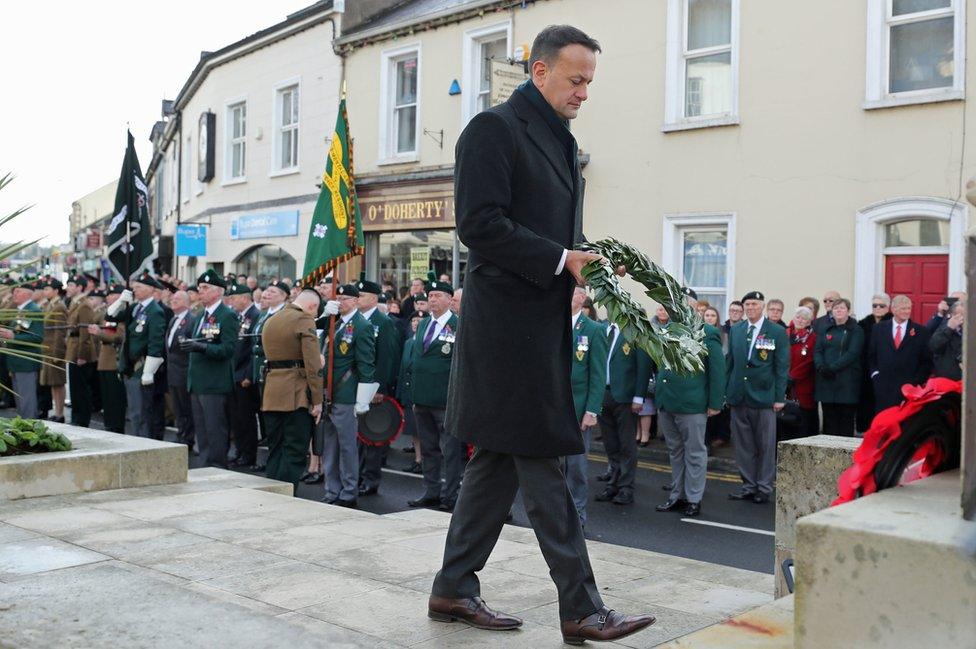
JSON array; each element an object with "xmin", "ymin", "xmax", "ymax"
[{"xmin": 680, "ymin": 518, "xmax": 774, "ymax": 536}]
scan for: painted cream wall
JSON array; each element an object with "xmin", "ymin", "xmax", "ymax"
[
  {"xmin": 338, "ymin": 0, "xmax": 976, "ymax": 316},
  {"xmin": 159, "ymin": 21, "xmax": 342, "ymax": 281},
  {"xmin": 71, "ymin": 180, "xmax": 117, "ymax": 235}
]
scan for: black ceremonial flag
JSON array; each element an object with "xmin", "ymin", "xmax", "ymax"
[{"xmin": 106, "ymin": 130, "xmax": 153, "ymax": 282}]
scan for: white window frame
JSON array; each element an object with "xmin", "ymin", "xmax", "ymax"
[
  {"xmin": 461, "ymin": 21, "xmax": 512, "ymax": 127},
  {"xmin": 378, "ymin": 43, "xmax": 422, "ymax": 165},
  {"xmin": 223, "ymin": 97, "xmax": 247, "ymax": 185},
  {"xmin": 182, "ymin": 136, "xmax": 191, "ymax": 204},
  {"xmin": 865, "ymin": 0, "xmax": 965, "ymax": 109},
  {"xmin": 271, "ymin": 77, "xmax": 301, "ymax": 177},
  {"xmin": 854, "ymin": 197, "xmax": 965, "ymax": 314},
  {"xmin": 661, "ymin": 212, "xmax": 736, "ymax": 308},
  {"xmin": 663, "ymin": 0, "xmax": 740, "ymax": 132}
]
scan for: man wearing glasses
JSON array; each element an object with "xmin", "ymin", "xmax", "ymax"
[{"xmin": 814, "ymin": 290, "xmax": 841, "ymax": 336}]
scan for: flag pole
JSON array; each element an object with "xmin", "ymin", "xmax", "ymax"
[
  {"xmin": 124, "ymin": 130, "xmax": 132, "ymax": 287},
  {"xmin": 325, "ymin": 269, "xmax": 338, "ymax": 411}
]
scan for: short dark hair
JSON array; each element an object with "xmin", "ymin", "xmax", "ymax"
[{"xmin": 529, "ymin": 25, "xmax": 601, "ymax": 67}]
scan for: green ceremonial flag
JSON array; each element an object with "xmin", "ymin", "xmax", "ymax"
[
  {"xmin": 106, "ymin": 130, "xmax": 153, "ymax": 282},
  {"xmin": 302, "ymin": 99, "xmax": 364, "ymax": 284}
]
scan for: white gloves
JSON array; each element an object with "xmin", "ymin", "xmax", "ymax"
[
  {"xmin": 141, "ymin": 356, "xmax": 164, "ymax": 386},
  {"xmin": 355, "ymin": 382, "xmax": 380, "ymax": 415},
  {"xmin": 323, "ymin": 300, "xmax": 340, "ymax": 316},
  {"xmin": 107, "ymin": 289, "xmax": 134, "ymax": 317}
]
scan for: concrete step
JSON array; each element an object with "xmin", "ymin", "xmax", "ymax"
[{"xmin": 657, "ymin": 595, "xmax": 793, "ymax": 648}]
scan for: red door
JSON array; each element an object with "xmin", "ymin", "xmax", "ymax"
[{"xmin": 884, "ymin": 254, "xmax": 948, "ymax": 322}]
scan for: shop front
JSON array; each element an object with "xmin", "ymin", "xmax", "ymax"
[{"xmin": 358, "ymin": 173, "xmax": 466, "ymax": 302}]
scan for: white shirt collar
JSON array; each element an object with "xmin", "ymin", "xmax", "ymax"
[
  {"xmin": 361, "ymin": 306, "xmax": 377, "ymax": 320},
  {"xmin": 746, "ymin": 316, "xmax": 765, "ymax": 331},
  {"xmin": 572, "ymin": 310, "xmax": 582, "ymax": 328},
  {"xmin": 139, "ymin": 297, "xmax": 154, "ymax": 308},
  {"xmin": 204, "ymin": 301, "xmax": 220, "ymax": 317},
  {"xmin": 340, "ymin": 310, "xmax": 356, "ymax": 324},
  {"xmin": 16, "ymin": 300, "xmax": 32, "ymax": 311},
  {"xmin": 431, "ymin": 310, "xmax": 452, "ymax": 327},
  {"xmin": 268, "ymin": 303, "xmax": 285, "ymax": 315}
]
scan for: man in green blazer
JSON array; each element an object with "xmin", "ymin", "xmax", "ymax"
[
  {"xmin": 725, "ymin": 291, "xmax": 790, "ymax": 504},
  {"xmin": 179, "ymin": 269, "xmax": 240, "ymax": 468},
  {"xmin": 597, "ymin": 317, "xmax": 652, "ymax": 506},
  {"xmin": 320, "ymin": 283, "xmax": 377, "ymax": 508},
  {"xmin": 654, "ymin": 289, "xmax": 726, "ymax": 517},
  {"xmin": 563, "ymin": 287, "xmax": 608, "ymax": 526},
  {"xmin": 113, "ymin": 272, "xmax": 167, "ymax": 438},
  {"xmin": 0, "ymin": 283, "xmax": 44, "ymax": 418},
  {"xmin": 355, "ymin": 273, "xmax": 403, "ymax": 497},
  {"xmin": 406, "ymin": 274, "xmax": 462, "ymax": 512}
]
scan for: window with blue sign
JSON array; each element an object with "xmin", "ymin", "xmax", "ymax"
[{"xmin": 176, "ymin": 224, "xmax": 207, "ymax": 257}]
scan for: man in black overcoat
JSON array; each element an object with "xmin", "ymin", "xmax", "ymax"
[
  {"xmin": 868, "ymin": 294, "xmax": 933, "ymax": 412},
  {"xmin": 428, "ymin": 25, "xmax": 655, "ymax": 645}
]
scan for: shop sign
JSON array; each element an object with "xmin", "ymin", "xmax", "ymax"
[
  {"xmin": 85, "ymin": 231, "xmax": 101, "ymax": 249},
  {"xmin": 231, "ymin": 210, "xmax": 299, "ymax": 240},
  {"xmin": 176, "ymin": 224, "xmax": 208, "ymax": 257},
  {"xmin": 410, "ymin": 247, "xmax": 430, "ymax": 278},
  {"xmin": 362, "ymin": 196, "xmax": 453, "ymax": 231}
]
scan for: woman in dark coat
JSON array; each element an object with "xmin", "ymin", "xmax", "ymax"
[
  {"xmin": 814, "ymin": 298, "xmax": 864, "ymax": 436},
  {"xmin": 787, "ymin": 306, "xmax": 818, "ymax": 437},
  {"xmin": 856, "ymin": 293, "xmax": 891, "ymax": 431}
]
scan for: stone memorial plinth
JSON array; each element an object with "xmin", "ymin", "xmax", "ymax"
[
  {"xmin": 0, "ymin": 424, "xmax": 186, "ymax": 500},
  {"xmin": 794, "ymin": 470, "xmax": 976, "ymax": 648},
  {"xmin": 774, "ymin": 435, "xmax": 859, "ymax": 598}
]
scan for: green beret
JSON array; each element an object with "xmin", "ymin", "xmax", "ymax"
[
  {"xmin": 265, "ymin": 279, "xmax": 291, "ymax": 296},
  {"xmin": 197, "ymin": 269, "xmax": 226, "ymax": 289},
  {"xmin": 132, "ymin": 272, "xmax": 163, "ymax": 290}
]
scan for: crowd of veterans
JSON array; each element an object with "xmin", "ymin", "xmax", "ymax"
[{"xmin": 0, "ymin": 270, "xmax": 964, "ymax": 522}]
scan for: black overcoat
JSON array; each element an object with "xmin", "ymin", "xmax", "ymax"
[
  {"xmin": 868, "ymin": 318, "xmax": 932, "ymax": 412},
  {"xmin": 446, "ymin": 90, "xmax": 585, "ymax": 457}
]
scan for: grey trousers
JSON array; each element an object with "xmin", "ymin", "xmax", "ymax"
[
  {"xmin": 123, "ymin": 375, "xmax": 152, "ymax": 438},
  {"xmin": 322, "ymin": 403, "xmax": 359, "ymax": 502},
  {"xmin": 730, "ymin": 406, "xmax": 777, "ymax": 496},
  {"xmin": 659, "ymin": 411, "xmax": 708, "ymax": 503},
  {"xmin": 11, "ymin": 372, "xmax": 37, "ymax": 419},
  {"xmin": 415, "ymin": 405, "xmax": 463, "ymax": 505},
  {"xmin": 562, "ymin": 426, "xmax": 593, "ymax": 526},
  {"xmin": 192, "ymin": 393, "xmax": 229, "ymax": 468},
  {"xmin": 433, "ymin": 448, "xmax": 604, "ymax": 622}
]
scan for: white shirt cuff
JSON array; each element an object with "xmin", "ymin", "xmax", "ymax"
[
  {"xmin": 555, "ymin": 249, "xmax": 568, "ymax": 275},
  {"xmin": 632, "ymin": 397, "xmax": 644, "ymax": 405},
  {"xmin": 871, "ymin": 371, "xmax": 879, "ymax": 378},
  {"xmin": 584, "ymin": 411, "xmax": 597, "ymax": 419}
]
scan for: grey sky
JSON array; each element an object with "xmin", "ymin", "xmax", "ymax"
[{"xmin": 0, "ymin": 1, "xmax": 312, "ymax": 245}]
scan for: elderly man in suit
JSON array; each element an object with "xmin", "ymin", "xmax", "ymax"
[
  {"xmin": 726, "ymin": 291, "xmax": 790, "ymax": 504},
  {"xmin": 228, "ymin": 282, "xmax": 262, "ymax": 467},
  {"xmin": 428, "ymin": 25, "xmax": 655, "ymax": 646},
  {"xmin": 165, "ymin": 290, "xmax": 195, "ymax": 449},
  {"xmin": 869, "ymin": 294, "xmax": 932, "ymax": 412}
]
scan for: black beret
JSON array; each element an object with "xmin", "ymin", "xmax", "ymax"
[
  {"xmin": 89, "ymin": 289, "xmax": 107, "ymax": 298},
  {"xmin": 742, "ymin": 291, "xmax": 765, "ymax": 303},
  {"xmin": 108, "ymin": 285, "xmax": 125, "ymax": 295},
  {"xmin": 67, "ymin": 274, "xmax": 87, "ymax": 288},
  {"xmin": 424, "ymin": 271, "xmax": 453, "ymax": 296},
  {"xmin": 225, "ymin": 282, "xmax": 251, "ymax": 296},
  {"xmin": 682, "ymin": 287, "xmax": 698, "ymax": 300},
  {"xmin": 132, "ymin": 272, "xmax": 163, "ymax": 290},
  {"xmin": 336, "ymin": 283, "xmax": 360, "ymax": 297},
  {"xmin": 265, "ymin": 279, "xmax": 291, "ymax": 296},
  {"xmin": 197, "ymin": 269, "xmax": 226, "ymax": 289},
  {"xmin": 356, "ymin": 272, "xmax": 382, "ymax": 295}
]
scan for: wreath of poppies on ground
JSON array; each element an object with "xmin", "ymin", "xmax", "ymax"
[{"xmin": 578, "ymin": 238, "xmax": 706, "ymax": 375}]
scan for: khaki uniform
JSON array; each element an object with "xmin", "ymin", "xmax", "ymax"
[
  {"xmin": 39, "ymin": 297, "xmax": 67, "ymax": 387},
  {"xmin": 64, "ymin": 294, "xmax": 97, "ymax": 426},
  {"xmin": 261, "ymin": 304, "xmax": 323, "ymax": 488},
  {"xmin": 95, "ymin": 315, "xmax": 126, "ymax": 433}
]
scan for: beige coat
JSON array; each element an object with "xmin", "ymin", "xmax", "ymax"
[
  {"xmin": 39, "ymin": 298, "xmax": 67, "ymax": 386},
  {"xmin": 260, "ymin": 304, "xmax": 323, "ymax": 412}
]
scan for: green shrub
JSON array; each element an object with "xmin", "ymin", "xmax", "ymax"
[{"xmin": 0, "ymin": 417, "xmax": 72, "ymax": 456}]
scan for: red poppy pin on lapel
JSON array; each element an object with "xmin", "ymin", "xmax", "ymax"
[{"xmin": 909, "ymin": 328, "xmax": 916, "ymax": 337}]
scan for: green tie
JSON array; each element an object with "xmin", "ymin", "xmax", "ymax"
[{"xmin": 747, "ymin": 324, "xmax": 756, "ymax": 347}]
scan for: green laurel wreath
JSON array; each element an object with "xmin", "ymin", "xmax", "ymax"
[{"xmin": 578, "ymin": 238, "xmax": 707, "ymax": 375}]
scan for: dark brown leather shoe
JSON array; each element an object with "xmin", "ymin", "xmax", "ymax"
[
  {"xmin": 561, "ymin": 607, "xmax": 656, "ymax": 645},
  {"xmin": 428, "ymin": 595, "xmax": 522, "ymax": 631}
]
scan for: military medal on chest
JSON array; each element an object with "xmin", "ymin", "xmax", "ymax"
[
  {"xmin": 135, "ymin": 315, "xmax": 147, "ymax": 334},
  {"xmin": 622, "ymin": 342, "xmax": 631, "ymax": 356},
  {"xmin": 339, "ymin": 322, "xmax": 354, "ymax": 354},
  {"xmin": 438, "ymin": 324, "xmax": 456, "ymax": 354},
  {"xmin": 576, "ymin": 335, "xmax": 589, "ymax": 361},
  {"xmin": 241, "ymin": 318, "xmax": 252, "ymax": 333},
  {"xmin": 202, "ymin": 316, "xmax": 221, "ymax": 340}
]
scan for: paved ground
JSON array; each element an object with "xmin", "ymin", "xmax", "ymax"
[
  {"xmin": 19, "ymin": 407, "xmax": 775, "ymax": 575},
  {"xmin": 0, "ymin": 469, "xmax": 777, "ymax": 648}
]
